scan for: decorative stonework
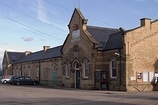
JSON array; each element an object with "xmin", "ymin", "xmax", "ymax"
[{"xmin": 64, "ymin": 45, "xmax": 86, "ymax": 63}]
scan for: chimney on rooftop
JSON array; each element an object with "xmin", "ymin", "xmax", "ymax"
[
  {"xmin": 140, "ymin": 18, "xmax": 151, "ymax": 28},
  {"xmin": 25, "ymin": 51, "xmax": 31, "ymax": 56},
  {"xmin": 119, "ymin": 27, "xmax": 125, "ymax": 34},
  {"xmin": 43, "ymin": 46, "xmax": 50, "ymax": 51}
]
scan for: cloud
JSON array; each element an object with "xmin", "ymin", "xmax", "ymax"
[
  {"xmin": 0, "ymin": 42, "xmax": 9, "ymax": 45},
  {"xmin": 36, "ymin": 0, "xmax": 50, "ymax": 24},
  {"xmin": 0, "ymin": 48, "xmax": 4, "ymax": 68},
  {"xmin": 21, "ymin": 36, "xmax": 34, "ymax": 42},
  {"xmin": 34, "ymin": 0, "xmax": 67, "ymax": 32},
  {"xmin": 0, "ymin": 48, "xmax": 4, "ymax": 54}
]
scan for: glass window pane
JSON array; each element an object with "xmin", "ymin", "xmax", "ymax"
[
  {"xmin": 110, "ymin": 59, "xmax": 117, "ymax": 78},
  {"xmin": 85, "ymin": 69, "xmax": 88, "ymax": 77},
  {"xmin": 112, "ymin": 68, "xmax": 117, "ymax": 77},
  {"xmin": 83, "ymin": 59, "xmax": 89, "ymax": 78},
  {"xmin": 76, "ymin": 63, "xmax": 79, "ymax": 68},
  {"xmin": 112, "ymin": 60, "xmax": 116, "ymax": 67},
  {"xmin": 66, "ymin": 62, "xmax": 70, "ymax": 78}
]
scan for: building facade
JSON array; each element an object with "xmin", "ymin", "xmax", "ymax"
[
  {"xmin": 2, "ymin": 8, "xmax": 158, "ymax": 92},
  {"xmin": 125, "ymin": 18, "xmax": 158, "ymax": 91},
  {"xmin": 61, "ymin": 8, "xmax": 125, "ymax": 90},
  {"xmin": 2, "ymin": 51, "xmax": 24, "ymax": 75},
  {"xmin": 3, "ymin": 46, "xmax": 63, "ymax": 86}
]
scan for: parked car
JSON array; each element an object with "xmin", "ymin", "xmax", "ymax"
[
  {"xmin": 1, "ymin": 75, "xmax": 17, "ymax": 84},
  {"xmin": 0, "ymin": 76, "xmax": 2, "ymax": 83},
  {"xmin": 11, "ymin": 76, "xmax": 39, "ymax": 85}
]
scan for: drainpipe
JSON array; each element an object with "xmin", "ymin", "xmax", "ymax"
[
  {"xmin": 11, "ymin": 64, "xmax": 13, "ymax": 75},
  {"xmin": 21, "ymin": 64, "xmax": 22, "ymax": 76},
  {"xmin": 39, "ymin": 60, "xmax": 41, "ymax": 84},
  {"xmin": 119, "ymin": 49, "xmax": 122, "ymax": 91}
]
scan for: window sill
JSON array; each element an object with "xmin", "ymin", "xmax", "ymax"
[
  {"xmin": 66, "ymin": 77, "xmax": 70, "ymax": 79},
  {"xmin": 109, "ymin": 77, "xmax": 117, "ymax": 80},
  {"xmin": 83, "ymin": 77, "xmax": 88, "ymax": 80}
]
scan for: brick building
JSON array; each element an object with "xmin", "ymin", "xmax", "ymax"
[{"xmin": 124, "ymin": 18, "xmax": 158, "ymax": 91}]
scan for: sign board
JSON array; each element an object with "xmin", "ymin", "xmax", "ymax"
[
  {"xmin": 142, "ymin": 72, "xmax": 148, "ymax": 82},
  {"xmin": 131, "ymin": 77, "xmax": 136, "ymax": 81},
  {"xmin": 71, "ymin": 30, "xmax": 80, "ymax": 42},
  {"xmin": 149, "ymin": 72, "xmax": 154, "ymax": 82},
  {"xmin": 136, "ymin": 72, "xmax": 142, "ymax": 82}
]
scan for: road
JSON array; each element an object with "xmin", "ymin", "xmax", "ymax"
[{"xmin": 0, "ymin": 84, "xmax": 158, "ymax": 105}]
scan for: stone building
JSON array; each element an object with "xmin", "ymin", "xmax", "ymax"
[
  {"xmin": 61, "ymin": 8, "xmax": 125, "ymax": 90},
  {"xmin": 3, "ymin": 46, "xmax": 63, "ymax": 86},
  {"xmin": 124, "ymin": 18, "xmax": 158, "ymax": 91},
  {"xmin": 2, "ymin": 51, "xmax": 24, "ymax": 75},
  {"xmin": 2, "ymin": 8, "xmax": 158, "ymax": 92}
]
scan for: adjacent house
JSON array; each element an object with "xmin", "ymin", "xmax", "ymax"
[
  {"xmin": 2, "ymin": 8, "xmax": 158, "ymax": 92},
  {"xmin": 2, "ymin": 51, "xmax": 24, "ymax": 75},
  {"xmin": 124, "ymin": 18, "xmax": 158, "ymax": 91},
  {"xmin": 3, "ymin": 46, "xmax": 62, "ymax": 86}
]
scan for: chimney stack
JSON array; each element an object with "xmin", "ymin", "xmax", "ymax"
[
  {"xmin": 43, "ymin": 46, "xmax": 50, "ymax": 51},
  {"xmin": 25, "ymin": 51, "xmax": 31, "ymax": 56},
  {"xmin": 140, "ymin": 18, "xmax": 151, "ymax": 27}
]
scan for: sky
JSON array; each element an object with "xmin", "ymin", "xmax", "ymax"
[{"xmin": 0, "ymin": 0, "xmax": 158, "ymax": 68}]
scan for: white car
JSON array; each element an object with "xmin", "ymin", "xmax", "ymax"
[{"xmin": 1, "ymin": 75, "xmax": 14, "ymax": 84}]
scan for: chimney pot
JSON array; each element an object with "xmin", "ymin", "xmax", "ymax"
[
  {"xmin": 25, "ymin": 51, "xmax": 31, "ymax": 56},
  {"xmin": 43, "ymin": 46, "xmax": 50, "ymax": 51}
]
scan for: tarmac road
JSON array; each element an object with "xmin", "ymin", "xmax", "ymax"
[{"xmin": 0, "ymin": 83, "xmax": 158, "ymax": 105}]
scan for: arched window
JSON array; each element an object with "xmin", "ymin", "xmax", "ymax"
[
  {"xmin": 83, "ymin": 59, "xmax": 89, "ymax": 78},
  {"xmin": 110, "ymin": 59, "xmax": 117, "ymax": 78},
  {"xmin": 52, "ymin": 63, "xmax": 56, "ymax": 71},
  {"xmin": 65, "ymin": 61, "xmax": 70, "ymax": 78}
]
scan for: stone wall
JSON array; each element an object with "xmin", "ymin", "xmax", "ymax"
[
  {"xmin": 95, "ymin": 50, "xmax": 126, "ymax": 91},
  {"xmin": 125, "ymin": 18, "xmax": 158, "ymax": 92}
]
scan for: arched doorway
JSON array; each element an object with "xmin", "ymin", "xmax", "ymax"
[{"xmin": 75, "ymin": 62, "xmax": 80, "ymax": 88}]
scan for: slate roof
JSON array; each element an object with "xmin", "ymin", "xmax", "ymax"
[
  {"xmin": 87, "ymin": 26, "xmax": 121, "ymax": 50},
  {"xmin": 103, "ymin": 32, "xmax": 123, "ymax": 51},
  {"xmin": 14, "ymin": 45, "xmax": 62, "ymax": 64},
  {"xmin": 7, "ymin": 52, "xmax": 24, "ymax": 64}
]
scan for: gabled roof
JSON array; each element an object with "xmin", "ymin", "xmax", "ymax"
[
  {"xmin": 6, "ymin": 51, "xmax": 24, "ymax": 64},
  {"xmin": 14, "ymin": 45, "xmax": 62, "ymax": 64},
  {"xmin": 62, "ymin": 8, "xmax": 87, "ymax": 52},
  {"xmin": 103, "ymin": 32, "xmax": 123, "ymax": 51},
  {"xmin": 87, "ymin": 26, "xmax": 120, "ymax": 50},
  {"xmin": 68, "ymin": 8, "xmax": 86, "ymax": 26}
]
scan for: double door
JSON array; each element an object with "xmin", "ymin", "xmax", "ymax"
[{"xmin": 95, "ymin": 71, "xmax": 107, "ymax": 90}]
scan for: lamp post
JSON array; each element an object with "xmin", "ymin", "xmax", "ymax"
[{"xmin": 119, "ymin": 49, "xmax": 122, "ymax": 91}]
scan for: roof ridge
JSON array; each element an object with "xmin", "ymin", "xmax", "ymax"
[
  {"xmin": 7, "ymin": 51, "xmax": 24, "ymax": 53},
  {"xmin": 25, "ymin": 45, "xmax": 62, "ymax": 54},
  {"xmin": 87, "ymin": 25, "xmax": 118, "ymax": 30}
]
